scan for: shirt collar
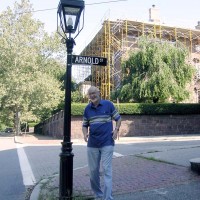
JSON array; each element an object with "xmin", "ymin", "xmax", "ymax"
[{"xmin": 90, "ymin": 100, "xmax": 103, "ymax": 108}]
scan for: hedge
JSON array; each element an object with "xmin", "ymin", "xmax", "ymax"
[{"xmin": 71, "ymin": 103, "xmax": 200, "ymax": 116}]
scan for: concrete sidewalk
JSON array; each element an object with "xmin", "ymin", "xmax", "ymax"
[{"xmin": 15, "ymin": 134, "xmax": 200, "ymax": 200}]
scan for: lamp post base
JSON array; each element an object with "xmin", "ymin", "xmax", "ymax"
[{"xmin": 59, "ymin": 142, "xmax": 74, "ymax": 200}]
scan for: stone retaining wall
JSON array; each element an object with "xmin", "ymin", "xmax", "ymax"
[{"xmin": 39, "ymin": 111, "xmax": 200, "ymax": 139}]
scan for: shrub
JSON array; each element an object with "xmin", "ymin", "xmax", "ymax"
[{"xmin": 71, "ymin": 103, "xmax": 200, "ymax": 115}]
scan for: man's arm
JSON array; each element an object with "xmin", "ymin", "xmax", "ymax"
[
  {"xmin": 82, "ymin": 126, "xmax": 89, "ymax": 142},
  {"xmin": 112, "ymin": 117, "xmax": 122, "ymax": 140}
]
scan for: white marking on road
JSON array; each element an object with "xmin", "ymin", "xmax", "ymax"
[
  {"xmin": 74, "ymin": 152, "xmax": 124, "ymax": 171},
  {"xmin": 113, "ymin": 152, "xmax": 124, "ymax": 157},
  {"xmin": 16, "ymin": 144, "xmax": 36, "ymax": 185},
  {"xmin": 151, "ymin": 189, "xmax": 168, "ymax": 195},
  {"xmin": 74, "ymin": 165, "xmax": 88, "ymax": 170}
]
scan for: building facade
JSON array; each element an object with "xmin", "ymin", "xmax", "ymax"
[{"xmin": 80, "ymin": 7, "xmax": 200, "ymax": 102}]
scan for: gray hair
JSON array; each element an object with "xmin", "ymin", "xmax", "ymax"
[{"xmin": 87, "ymin": 86, "xmax": 100, "ymax": 94}]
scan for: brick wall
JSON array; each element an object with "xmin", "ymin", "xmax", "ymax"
[
  {"xmin": 119, "ymin": 115, "xmax": 200, "ymax": 136},
  {"xmin": 40, "ymin": 111, "xmax": 200, "ymax": 139}
]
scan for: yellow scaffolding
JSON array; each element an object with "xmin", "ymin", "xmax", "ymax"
[{"xmin": 81, "ymin": 19, "xmax": 200, "ymax": 99}]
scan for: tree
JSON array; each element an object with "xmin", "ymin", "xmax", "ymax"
[
  {"xmin": 0, "ymin": 0, "xmax": 65, "ymax": 134},
  {"xmin": 71, "ymin": 91, "xmax": 83, "ymax": 103},
  {"xmin": 118, "ymin": 36, "xmax": 195, "ymax": 103}
]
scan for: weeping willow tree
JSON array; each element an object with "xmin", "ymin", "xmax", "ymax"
[{"xmin": 118, "ymin": 36, "xmax": 195, "ymax": 103}]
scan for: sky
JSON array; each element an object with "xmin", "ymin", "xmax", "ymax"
[{"xmin": 1, "ymin": 0, "xmax": 200, "ymax": 55}]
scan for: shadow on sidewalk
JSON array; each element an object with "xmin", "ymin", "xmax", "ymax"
[{"xmin": 37, "ymin": 155, "xmax": 200, "ymax": 199}]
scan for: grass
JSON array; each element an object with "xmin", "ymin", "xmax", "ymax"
[
  {"xmin": 136, "ymin": 154, "xmax": 176, "ymax": 165},
  {"xmin": 38, "ymin": 176, "xmax": 94, "ymax": 200}
]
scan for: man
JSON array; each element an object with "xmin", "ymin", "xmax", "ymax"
[{"xmin": 82, "ymin": 86, "xmax": 121, "ymax": 200}]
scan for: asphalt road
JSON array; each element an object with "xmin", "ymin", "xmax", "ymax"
[
  {"xmin": 0, "ymin": 134, "xmax": 200, "ymax": 200},
  {"xmin": 0, "ymin": 137, "xmax": 26, "ymax": 200}
]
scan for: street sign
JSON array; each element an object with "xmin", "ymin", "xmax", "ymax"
[{"xmin": 72, "ymin": 55, "xmax": 107, "ymax": 66}]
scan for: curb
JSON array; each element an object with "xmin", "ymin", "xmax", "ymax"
[
  {"xmin": 190, "ymin": 158, "xmax": 200, "ymax": 174},
  {"xmin": 30, "ymin": 179, "xmax": 49, "ymax": 200}
]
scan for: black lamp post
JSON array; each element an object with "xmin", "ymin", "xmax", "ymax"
[{"xmin": 57, "ymin": 0, "xmax": 84, "ymax": 199}]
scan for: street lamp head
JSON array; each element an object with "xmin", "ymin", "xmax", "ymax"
[{"xmin": 57, "ymin": 0, "xmax": 85, "ymax": 37}]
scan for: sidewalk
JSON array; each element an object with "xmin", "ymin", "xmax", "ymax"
[
  {"xmin": 16, "ymin": 134, "xmax": 200, "ymax": 200},
  {"xmin": 33, "ymin": 155, "xmax": 200, "ymax": 200}
]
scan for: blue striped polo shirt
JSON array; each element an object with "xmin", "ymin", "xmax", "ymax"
[{"xmin": 82, "ymin": 100, "xmax": 121, "ymax": 148}]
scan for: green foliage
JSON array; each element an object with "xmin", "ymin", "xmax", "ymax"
[
  {"xmin": 117, "ymin": 103, "xmax": 200, "ymax": 115},
  {"xmin": 28, "ymin": 122, "xmax": 38, "ymax": 127},
  {"xmin": 71, "ymin": 80, "xmax": 79, "ymax": 92},
  {"xmin": 72, "ymin": 91, "xmax": 84, "ymax": 103},
  {"xmin": 69, "ymin": 103, "xmax": 200, "ymax": 116},
  {"xmin": 0, "ymin": 0, "xmax": 65, "ymax": 130},
  {"xmin": 119, "ymin": 36, "xmax": 195, "ymax": 103},
  {"xmin": 71, "ymin": 103, "xmax": 87, "ymax": 115},
  {"xmin": 0, "ymin": 123, "xmax": 7, "ymax": 131}
]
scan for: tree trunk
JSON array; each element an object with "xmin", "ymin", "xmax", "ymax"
[{"xmin": 15, "ymin": 110, "xmax": 21, "ymax": 136}]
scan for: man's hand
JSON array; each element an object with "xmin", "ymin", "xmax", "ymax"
[
  {"xmin": 82, "ymin": 127, "xmax": 89, "ymax": 142},
  {"xmin": 84, "ymin": 133, "xmax": 89, "ymax": 142},
  {"xmin": 112, "ymin": 129, "xmax": 119, "ymax": 140},
  {"xmin": 113, "ymin": 118, "xmax": 121, "ymax": 140}
]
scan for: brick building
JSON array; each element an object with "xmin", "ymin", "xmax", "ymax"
[{"xmin": 78, "ymin": 5, "xmax": 200, "ymax": 102}]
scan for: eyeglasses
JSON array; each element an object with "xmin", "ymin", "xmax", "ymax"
[{"xmin": 88, "ymin": 91, "xmax": 99, "ymax": 96}]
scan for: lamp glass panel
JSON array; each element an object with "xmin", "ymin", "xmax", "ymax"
[
  {"xmin": 64, "ymin": 7, "xmax": 80, "ymax": 15},
  {"xmin": 66, "ymin": 15, "xmax": 76, "ymax": 28},
  {"xmin": 59, "ymin": 9, "xmax": 65, "ymax": 31}
]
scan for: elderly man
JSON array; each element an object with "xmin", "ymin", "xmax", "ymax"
[{"xmin": 82, "ymin": 86, "xmax": 121, "ymax": 200}]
